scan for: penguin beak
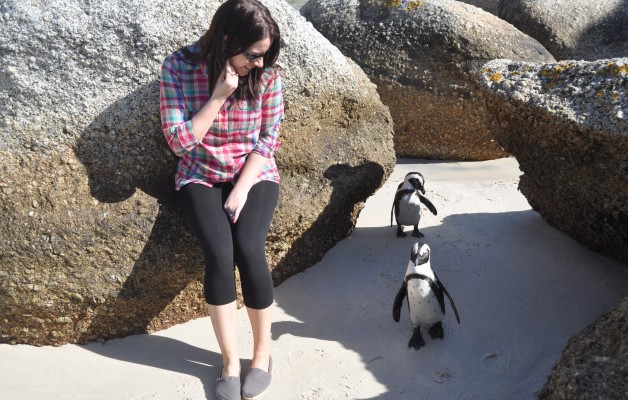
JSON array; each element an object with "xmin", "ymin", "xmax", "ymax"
[{"xmin": 410, "ymin": 178, "xmax": 425, "ymax": 194}]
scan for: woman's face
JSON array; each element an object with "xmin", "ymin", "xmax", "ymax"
[{"xmin": 229, "ymin": 36, "xmax": 272, "ymax": 76}]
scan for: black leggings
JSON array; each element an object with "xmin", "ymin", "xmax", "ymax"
[{"xmin": 177, "ymin": 181, "xmax": 278, "ymax": 309}]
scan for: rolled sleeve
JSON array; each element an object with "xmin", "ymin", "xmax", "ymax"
[
  {"xmin": 253, "ymin": 67, "xmax": 283, "ymax": 159},
  {"xmin": 160, "ymin": 57, "xmax": 198, "ymax": 156}
]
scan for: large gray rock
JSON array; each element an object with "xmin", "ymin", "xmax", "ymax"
[
  {"xmin": 478, "ymin": 58, "xmax": 627, "ymax": 264},
  {"xmin": 499, "ymin": 0, "xmax": 628, "ymax": 61},
  {"xmin": 302, "ymin": 0, "xmax": 554, "ymax": 160},
  {"xmin": 0, "ymin": 0, "xmax": 395, "ymax": 345},
  {"xmin": 538, "ymin": 297, "xmax": 628, "ymax": 400},
  {"xmin": 458, "ymin": 0, "xmax": 500, "ymax": 16}
]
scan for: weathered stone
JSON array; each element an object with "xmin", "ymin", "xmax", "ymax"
[
  {"xmin": 499, "ymin": 0, "xmax": 628, "ymax": 61},
  {"xmin": 0, "ymin": 0, "xmax": 395, "ymax": 345},
  {"xmin": 302, "ymin": 0, "xmax": 554, "ymax": 160},
  {"xmin": 457, "ymin": 0, "xmax": 500, "ymax": 16},
  {"xmin": 478, "ymin": 58, "xmax": 627, "ymax": 264},
  {"xmin": 538, "ymin": 297, "xmax": 628, "ymax": 400}
]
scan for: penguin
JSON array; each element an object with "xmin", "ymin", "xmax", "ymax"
[
  {"xmin": 392, "ymin": 242, "xmax": 460, "ymax": 350},
  {"xmin": 390, "ymin": 172, "xmax": 437, "ymax": 238}
]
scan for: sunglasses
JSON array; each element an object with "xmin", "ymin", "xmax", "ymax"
[{"xmin": 242, "ymin": 49, "xmax": 267, "ymax": 62}]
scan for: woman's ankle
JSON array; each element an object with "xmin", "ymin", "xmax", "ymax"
[{"xmin": 221, "ymin": 357, "xmax": 241, "ymax": 378}]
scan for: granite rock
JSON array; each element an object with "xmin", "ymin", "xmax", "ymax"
[
  {"xmin": 478, "ymin": 58, "xmax": 627, "ymax": 264},
  {"xmin": 499, "ymin": 0, "xmax": 628, "ymax": 61},
  {"xmin": 0, "ymin": 0, "xmax": 395, "ymax": 345},
  {"xmin": 302, "ymin": 0, "xmax": 554, "ymax": 160},
  {"xmin": 538, "ymin": 297, "xmax": 628, "ymax": 400},
  {"xmin": 458, "ymin": 0, "xmax": 500, "ymax": 16}
]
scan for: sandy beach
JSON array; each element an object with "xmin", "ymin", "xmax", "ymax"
[{"xmin": 1, "ymin": 157, "xmax": 626, "ymax": 400}]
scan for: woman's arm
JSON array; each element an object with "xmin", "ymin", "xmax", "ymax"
[
  {"xmin": 223, "ymin": 152, "xmax": 269, "ymax": 223},
  {"xmin": 191, "ymin": 62, "xmax": 239, "ymax": 142},
  {"xmin": 224, "ymin": 68, "xmax": 283, "ymax": 223},
  {"xmin": 160, "ymin": 57, "xmax": 239, "ymax": 154}
]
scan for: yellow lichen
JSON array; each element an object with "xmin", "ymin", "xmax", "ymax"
[
  {"xmin": 611, "ymin": 64, "xmax": 628, "ymax": 75},
  {"xmin": 369, "ymin": 0, "xmax": 402, "ymax": 8},
  {"xmin": 488, "ymin": 72, "xmax": 502, "ymax": 82},
  {"xmin": 407, "ymin": 0, "xmax": 425, "ymax": 11}
]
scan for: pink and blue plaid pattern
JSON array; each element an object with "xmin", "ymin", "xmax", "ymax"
[{"xmin": 160, "ymin": 42, "xmax": 283, "ymax": 190}]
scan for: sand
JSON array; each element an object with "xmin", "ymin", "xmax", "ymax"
[{"xmin": 1, "ymin": 157, "xmax": 627, "ymax": 400}]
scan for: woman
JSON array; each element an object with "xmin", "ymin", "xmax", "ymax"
[{"xmin": 159, "ymin": 1, "xmax": 282, "ymax": 399}]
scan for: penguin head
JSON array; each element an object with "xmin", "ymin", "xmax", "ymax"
[
  {"xmin": 410, "ymin": 242, "xmax": 430, "ymax": 266},
  {"xmin": 404, "ymin": 172, "xmax": 426, "ymax": 194}
]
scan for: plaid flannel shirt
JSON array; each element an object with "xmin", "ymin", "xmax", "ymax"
[{"xmin": 160, "ymin": 42, "xmax": 283, "ymax": 190}]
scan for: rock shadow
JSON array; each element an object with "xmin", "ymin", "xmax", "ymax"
[
  {"xmin": 572, "ymin": 0, "xmax": 628, "ymax": 60},
  {"xmin": 271, "ymin": 161, "xmax": 386, "ymax": 284},
  {"xmin": 73, "ymin": 82, "xmax": 204, "ymax": 344},
  {"xmin": 271, "ymin": 209, "xmax": 628, "ymax": 398},
  {"xmin": 73, "ymin": 81, "xmax": 388, "ymax": 349}
]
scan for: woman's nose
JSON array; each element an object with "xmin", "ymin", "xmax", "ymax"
[{"xmin": 253, "ymin": 57, "xmax": 264, "ymax": 68}]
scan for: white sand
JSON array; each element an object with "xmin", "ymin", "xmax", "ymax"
[{"xmin": 2, "ymin": 158, "xmax": 627, "ymax": 400}]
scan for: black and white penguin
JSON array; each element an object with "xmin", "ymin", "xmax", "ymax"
[
  {"xmin": 390, "ymin": 172, "xmax": 437, "ymax": 238},
  {"xmin": 392, "ymin": 242, "xmax": 460, "ymax": 350}
]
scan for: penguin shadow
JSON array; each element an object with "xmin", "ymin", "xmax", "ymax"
[
  {"xmin": 271, "ymin": 208, "xmax": 575, "ymax": 399},
  {"xmin": 73, "ymin": 83, "xmax": 217, "ymax": 398}
]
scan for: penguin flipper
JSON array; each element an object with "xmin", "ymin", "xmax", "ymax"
[
  {"xmin": 418, "ymin": 194, "xmax": 438, "ymax": 215},
  {"xmin": 435, "ymin": 273, "xmax": 461, "ymax": 324},
  {"xmin": 392, "ymin": 282, "xmax": 407, "ymax": 322}
]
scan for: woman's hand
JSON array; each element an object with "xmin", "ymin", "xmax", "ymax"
[
  {"xmin": 212, "ymin": 60, "xmax": 239, "ymax": 101},
  {"xmin": 223, "ymin": 185, "xmax": 249, "ymax": 224}
]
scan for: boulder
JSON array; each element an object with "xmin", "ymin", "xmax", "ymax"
[
  {"xmin": 538, "ymin": 297, "xmax": 628, "ymax": 400},
  {"xmin": 457, "ymin": 0, "xmax": 500, "ymax": 16},
  {"xmin": 499, "ymin": 0, "xmax": 628, "ymax": 61},
  {"xmin": 302, "ymin": 0, "xmax": 554, "ymax": 160},
  {"xmin": 478, "ymin": 58, "xmax": 628, "ymax": 264},
  {"xmin": 0, "ymin": 0, "xmax": 395, "ymax": 345}
]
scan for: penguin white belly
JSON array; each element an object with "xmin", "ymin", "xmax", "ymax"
[
  {"xmin": 407, "ymin": 278, "xmax": 443, "ymax": 326},
  {"xmin": 397, "ymin": 195, "xmax": 421, "ymax": 226}
]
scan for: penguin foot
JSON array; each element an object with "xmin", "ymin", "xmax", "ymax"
[
  {"xmin": 428, "ymin": 322, "xmax": 444, "ymax": 340},
  {"xmin": 396, "ymin": 226, "xmax": 407, "ymax": 238},
  {"xmin": 408, "ymin": 327, "xmax": 425, "ymax": 350},
  {"xmin": 412, "ymin": 230, "xmax": 424, "ymax": 238},
  {"xmin": 412, "ymin": 226, "xmax": 424, "ymax": 238}
]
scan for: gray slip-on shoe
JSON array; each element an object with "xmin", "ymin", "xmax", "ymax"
[
  {"xmin": 242, "ymin": 356, "xmax": 272, "ymax": 400},
  {"xmin": 215, "ymin": 371, "xmax": 241, "ymax": 400}
]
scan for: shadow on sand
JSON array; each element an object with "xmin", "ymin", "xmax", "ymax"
[{"xmin": 271, "ymin": 208, "xmax": 627, "ymax": 399}]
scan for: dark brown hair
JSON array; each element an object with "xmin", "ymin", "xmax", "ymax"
[{"xmin": 182, "ymin": 0, "xmax": 280, "ymax": 102}]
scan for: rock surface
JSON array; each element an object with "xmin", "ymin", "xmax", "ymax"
[
  {"xmin": 0, "ymin": 0, "xmax": 395, "ymax": 345},
  {"xmin": 499, "ymin": 0, "xmax": 628, "ymax": 61},
  {"xmin": 478, "ymin": 58, "xmax": 627, "ymax": 265},
  {"xmin": 458, "ymin": 0, "xmax": 500, "ymax": 16},
  {"xmin": 538, "ymin": 297, "xmax": 628, "ymax": 400},
  {"xmin": 302, "ymin": 0, "xmax": 554, "ymax": 160}
]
